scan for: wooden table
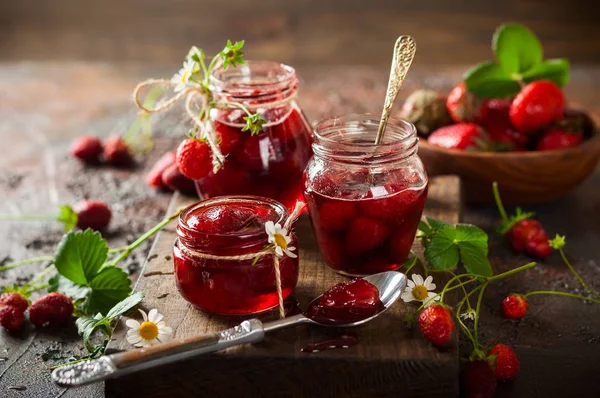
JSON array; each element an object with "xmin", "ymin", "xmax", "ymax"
[{"xmin": 0, "ymin": 63, "xmax": 599, "ymax": 397}]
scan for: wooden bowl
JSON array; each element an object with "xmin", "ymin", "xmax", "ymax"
[{"xmin": 418, "ymin": 126, "xmax": 600, "ymax": 205}]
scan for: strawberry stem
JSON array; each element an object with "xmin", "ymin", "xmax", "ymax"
[
  {"xmin": 473, "ymin": 282, "xmax": 489, "ymax": 349},
  {"xmin": 524, "ymin": 290, "xmax": 600, "ymax": 304},
  {"xmin": 0, "ymin": 256, "xmax": 54, "ymax": 272},
  {"xmin": 492, "ymin": 181, "xmax": 508, "ymax": 223},
  {"xmin": 557, "ymin": 247, "xmax": 600, "ymax": 299}
]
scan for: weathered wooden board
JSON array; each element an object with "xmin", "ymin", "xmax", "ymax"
[{"xmin": 105, "ymin": 176, "xmax": 461, "ymax": 398}]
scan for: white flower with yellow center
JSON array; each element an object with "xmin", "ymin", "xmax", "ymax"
[
  {"xmin": 401, "ymin": 274, "xmax": 440, "ymax": 307},
  {"xmin": 171, "ymin": 59, "xmax": 196, "ymax": 93},
  {"xmin": 126, "ymin": 308, "xmax": 173, "ymax": 348},
  {"xmin": 265, "ymin": 221, "xmax": 297, "ymax": 258}
]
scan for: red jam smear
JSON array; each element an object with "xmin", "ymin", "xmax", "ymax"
[
  {"xmin": 305, "ymin": 279, "xmax": 384, "ymax": 325},
  {"xmin": 304, "ymin": 173, "xmax": 427, "ymax": 276},
  {"xmin": 196, "ymin": 107, "xmax": 312, "ymax": 212},
  {"xmin": 300, "ymin": 334, "xmax": 359, "ymax": 353},
  {"xmin": 173, "ymin": 199, "xmax": 299, "ymax": 315}
]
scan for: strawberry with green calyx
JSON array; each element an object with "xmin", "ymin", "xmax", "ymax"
[
  {"xmin": 492, "ymin": 182, "xmax": 551, "ymax": 259},
  {"xmin": 400, "ymin": 89, "xmax": 453, "ymax": 136},
  {"xmin": 446, "ymin": 82, "xmax": 489, "ymax": 124},
  {"xmin": 509, "ymin": 80, "xmax": 565, "ymax": 133},
  {"xmin": 427, "ymin": 123, "xmax": 489, "ymax": 151},
  {"xmin": 488, "ymin": 344, "xmax": 520, "ymax": 380},
  {"xmin": 418, "ymin": 304, "xmax": 455, "ymax": 346}
]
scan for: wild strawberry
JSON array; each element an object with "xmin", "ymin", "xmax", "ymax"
[
  {"xmin": 501, "ymin": 294, "xmax": 528, "ymax": 319},
  {"xmin": 488, "ymin": 344, "xmax": 520, "ymax": 380},
  {"xmin": 536, "ymin": 129, "xmax": 583, "ymax": 151},
  {"xmin": 70, "ymin": 135, "xmax": 103, "ymax": 164},
  {"xmin": 176, "ymin": 138, "xmax": 213, "ymax": 180},
  {"xmin": 509, "ymin": 219, "xmax": 551, "ymax": 259},
  {"xmin": 317, "ymin": 200, "xmax": 357, "ymax": 231},
  {"xmin": 162, "ymin": 164, "xmax": 196, "ymax": 196},
  {"xmin": 103, "ymin": 137, "xmax": 134, "ymax": 166},
  {"xmin": 146, "ymin": 152, "xmax": 176, "ymax": 189},
  {"xmin": 344, "ymin": 216, "xmax": 390, "ymax": 255},
  {"xmin": 446, "ymin": 82, "xmax": 489, "ymax": 124},
  {"xmin": 400, "ymin": 89, "xmax": 452, "ymax": 136},
  {"xmin": 428, "ymin": 123, "xmax": 487, "ymax": 150},
  {"xmin": 0, "ymin": 292, "xmax": 28, "ymax": 313},
  {"xmin": 28, "ymin": 292, "xmax": 74, "ymax": 327},
  {"xmin": 0, "ymin": 306, "xmax": 25, "ymax": 331},
  {"xmin": 461, "ymin": 360, "xmax": 497, "ymax": 398},
  {"xmin": 418, "ymin": 304, "xmax": 455, "ymax": 346},
  {"xmin": 72, "ymin": 200, "xmax": 112, "ymax": 231},
  {"xmin": 509, "ymin": 81, "xmax": 565, "ymax": 133}
]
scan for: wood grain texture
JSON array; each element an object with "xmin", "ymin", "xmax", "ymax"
[{"xmin": 105, "ymin": 176, "xmax": 461, "ymax": 398}]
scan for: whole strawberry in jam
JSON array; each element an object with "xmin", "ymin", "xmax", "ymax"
[
  {"xmin": 428, "ymin": 123, "xmax": 487, "ymax": 150},
  {"xmin": 536, "ymin": 129, "xmax": 583, "ymax": 151},
  {"xmin": 29, "ymin": 292, "xmax": 74, "ymax": 327},
  {"xmin": 73, "ymin": 200, "xmax": 112, "ymax": 231},
  {"xmin": 502, "ymin": 294, "xmax": 528, "ymax": 319},
  {"xmin": 509, "ymin": 81, "xmax": 565, "ymax": 133},
  {"xmin": 0, "ymin": 292, "xmax": 29, "ymax": 313},
  {"xmin": 446, "ymin": 82, "xmax": 489, "ymax": 124},
  {"xmin": 103, "ymin": 136, "xmax": 134, "ymax": 166},
  {"xmin": 418, "ymin": 304, "xmax": 455, "ymax": 346},
  {"xmin": 0, "ymin": 306, "xmax": 25, "ymax": 331},
  {"xmin": 461, "ymin": 360, "xmax": 497, "ymax": 398},
  {"xmin": 176, "ymin": 138, "xmax": 213, "ymax": 180},
  {"xmin": 344, "ymin": 216, "xmax": 390, "ymax": 255},
  {"xmin": 70, "ymin": 135, "xmax": 104, "ymax": 164},
  {"xmin": 488, "ymin": 344, "xmax": 520, "ymax": 380}
]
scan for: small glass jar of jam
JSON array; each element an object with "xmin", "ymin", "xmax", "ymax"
[
  {"xmin": 173, "ymin": 196, "xmax": 299, "ymax": 315},
  {"xmin": 303, "ymin": 114, "xmax": 428, "ymax": 276},
  {"xmin": 195, "ymin": 61, "xmax": 313, "ymax": 212}
]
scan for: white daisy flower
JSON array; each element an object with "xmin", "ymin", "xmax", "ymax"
[
  {"xmin": 171, "ymin": 59, "xmax": 196, "ymax": 93},
  {"xmin": 460, "ymin": 309, "xmax": 476, "ymax": 321},
  {"xmin": 265, "ymin": 221, "xmax": 297, "ymax": 258},
  {"xmin": 401, "ymin": 274, "xmax": 440, "ymax": 307},
  {"xmin": 126, "ymin": 308, "xmax": 173, "ymax": 348}
]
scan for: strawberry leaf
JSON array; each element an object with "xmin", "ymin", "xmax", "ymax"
[
  {"xmin": 522, "ymin": 59, "xmax": 570, "ymax": 87},
  {"xmin": 48, "ymin": 275, "xmax": 91, "ymax": 300},
  {"xmin": 85, "ymin": 267, "xmax": 132, "ymax": 315},
  {"xmin": 464, "ymin": 62, "xmax": 522, "ymax": 99},
  {"xmin": 493, "ymin": 24, "xmax": 542, "ymax": 73},
  {"xmin": 54, "ymin": 230, "xmax": 108, "ymax": 285}
]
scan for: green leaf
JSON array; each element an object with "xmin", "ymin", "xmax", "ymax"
[
  {"xmin": 58, "ymin": 205, "xmax": 78, "ymax": 231},
  {"xmin": 242, "ymin": 113, "xmax": 267, "ymax": 135},
  {"xmin": 493, "ymin": 23, "xmax": 542, "ymax": 73},
  {"xmin": 464, "ymin": 62, "xmax": 522, "ymax": 99},
  {"xmin": 425, "ymin": 217, "xmax": 450, "ymax": 232},
  {"xmin": 2, "ymin": 284, "xmax": 31, "ymax": 298},
  {"xmin": 418, "ymin": 220, "xmax": 432, "ymax": 236},
  {"xmin": 453, "ymin": 224, "xmax": 492, "ymax": 277},
  {"xmin": 85, "ymin": 267, "xmax": 132, "ymax": 315},
  {"xmin": 424, "ymin": 224, "xmax": 460, "ymax": 271},
  {"xmin": 76, "ymin": 313, "xmax": 107, "ymax": 352},
  {"xmin": 54, "ymin": 230, "xmax": 108, "ymax": 285},
  {"xmin": 48, "ymin": 275, "xmax": 91, "ymax": 301},
  {"xmin": 522, "ymin": 59, "xmax": 570, "ymax": 87},
  {"xmin": 220, "ymin": 40, "xmax": 245, "ymax": 70},
  {"xmin": 106, "ymin": 292, "xmax": 145, "ymax": 319}
]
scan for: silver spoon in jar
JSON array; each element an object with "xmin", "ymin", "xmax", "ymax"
[{"xmin": 52, "ymin": 271, "xmax": 407, "ymax": 387}]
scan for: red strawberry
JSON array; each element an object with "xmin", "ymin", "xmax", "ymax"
[
  {"xmin": 488, "ymin": 344, "xmax": 520, "ymax": 380},
  {"xmin": 317, "ymin": 200, "xmax": 357, "ymax": 231},
  {"xmin": 146, "ymin": 152, "xmax": 176, "ymax": 189},
  {"xmin": 446, "ymin": 82, "xmax": 489, "ymax": 124},
  {"xmin": 501, "ymin": 294, "xmax": 528, "ymax": 319},
  {"xmin": 418, "ymin": 304, "xmax": 455, "ymax": 346},
  {"xmin": 103, "ymin": 137, "xmax": 134, "ymax": 166},
  {"xmin": 176, "ymin": 138, "xmax": 213, "ymax": 180},
  {"xmin": 70, "ymin": 135, "xmax": 103, "ymax": 164},
  {"xmin": 28, "ymin": 292, "xmax": 74, "ymax": 327},
  {"xmin": 234, "ymin": 134, "xmax": 272, "ymax": 172},
  {"xmin": 428, "ymin": 123, "xmax": 486, "ymax": 150},
  {"xmin": 0, "ymin": 292, "xmax": 28, "ymax": 313},
  {"xmin": 508, "ymin": 219, "xmax": 551, "ymax": 259},
  {"xmin": 344, "ymin": 216, "xmax": 390, "ymax": 255},
  {"xmin": 536, "ymin": 129, "xmax": 583, "ymax": 151},
  {"xmin": 73, "ymin": 200, "xmax": 112, "ymax": 231},
  {"xmin": 481, "ymin": 100, "xmax": 530, "ymax": 151},
  {"xmin": 509, "ymin": 81, "xmax": 565, "ymax": 133},
  {"xmin": 162, "ymin": 164, "xmax": 196, "ymax": 196},
  {"xmin": 461, "ymin": 360, "xmax": 497, "ymax": 398},
  {"xmin": 0, "ymin": 306, "xmax": 25, "ymax": 331}
]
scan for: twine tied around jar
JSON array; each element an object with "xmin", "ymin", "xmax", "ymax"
[{"xmin": 178, "ymin": 201, "xmax": 305, "ymax": 318}]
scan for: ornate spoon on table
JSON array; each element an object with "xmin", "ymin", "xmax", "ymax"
[{"xmin": 52, "ymin": 271, "xmax": 407, "ymax": 387}]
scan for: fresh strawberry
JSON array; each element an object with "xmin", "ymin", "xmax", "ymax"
[
  {"xmin": 481, "ymin": 99, "xmax": 530, "ymax": 151},
  {"xmin": 317, "ymin": 200, "xmax": 357, "ymax": 231},
  {"xmin": 446, "ymin": 82, "xmax": 489, "ymax": 124},
  {"xmin": 509, "ymin": 219, "xmax": 552, "ymax": 259},
  {"xmin": 501, "ymin": 294, "xmax": 528, "ymax": 319},
  {"xmin": 103, "ymin": 136, "xmax": 134, "ymax": 166},
  {"xmin": 509, "ymin": 81, "xmax": 565, "ymax": 133},
  {"xmin": 146, "ymin": 152, "xmax": 176, "ymax": 189},
  {"xmin": 28, "ymin": 292, "xmax": 74, "ymax": 327},
  {"xmin": 72, "ymin": 200, "xmax": 112, "ymax": 231},
  {"xmin": 428, "ymin": 123, "xmax": 487, "ymax": 150},
  {"xmin": 0, "ymin": 292, "xmax": 28, "ymax": 313},
  {"xmin": 176, "ymin": 138, "xmax": 213, "ymax": 180},
  {"xmin": 70, "ymin": 135, "xmax": 103, "ymax": 164},
  {"xmin": 461, "ymin": 360, "xmax": 497, "ymax": 398},
  {"xmin": 344, "ymin": 216, "xmax": 390, "ymax": 255},
  {"xmin": 400, "ymin": 89, "xmax": 452, "ymax": 136},
  {"xmin": 418, "ymin": 304, "xmax": 455, "ymax": 346},
  {"xmin": 0, "ymin": 306, "xmax": 25, "ymax": 331},
  {"xmin": 536, "ymin": 129, "xmax": 583, "ymax": 151},
  {"xmin": 488, "ymin": 344, "xmax": 520, "ymax": 380},
  {"xmin": 162, "ymin": 164, "xmax": 196, "ymax": 196}
]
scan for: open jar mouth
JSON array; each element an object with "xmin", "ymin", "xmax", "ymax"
[
  {"xmin": 312, "ymin": 113, "xmax": 419, "ymax": 165},
  {"xmin": 209, "ymin": 60, "xmax": 299, "ymax": 104}
]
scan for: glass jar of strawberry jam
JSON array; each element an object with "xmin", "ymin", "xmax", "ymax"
[
  {"xmin": 303, "ymin": 114, "xmax": 428, "ymax": 276},
  {"xmin": 195, "ymin": 61, "xmax": 312, "ymax": 212},
  {"xmin": 173, "ymin": 196, "xmax": 299, "ymax": 315}
]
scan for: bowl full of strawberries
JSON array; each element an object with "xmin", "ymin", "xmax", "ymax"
[{"xmin": 403, "ymin": 24, "xmax": 600, "ymax": 204}]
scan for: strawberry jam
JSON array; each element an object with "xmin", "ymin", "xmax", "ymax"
[
  {"xmin": 304, "ymin": 114, "xmax": 428, "ymax": 276},
  {"xmin": 306, "ymin": 279, "xmax": 384, "ymax": 325},
  {"xmin": 194, "ymin": 61, "xmax": 312, "ymax": 212},
  {"xmin": 173, "ymin": 196, "xmax": 299, "ymax": 315}
]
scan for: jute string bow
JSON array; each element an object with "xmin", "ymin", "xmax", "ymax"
[{"xmin": 179, "ymin": 201, "xmax": 305, "ymax": 318}]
